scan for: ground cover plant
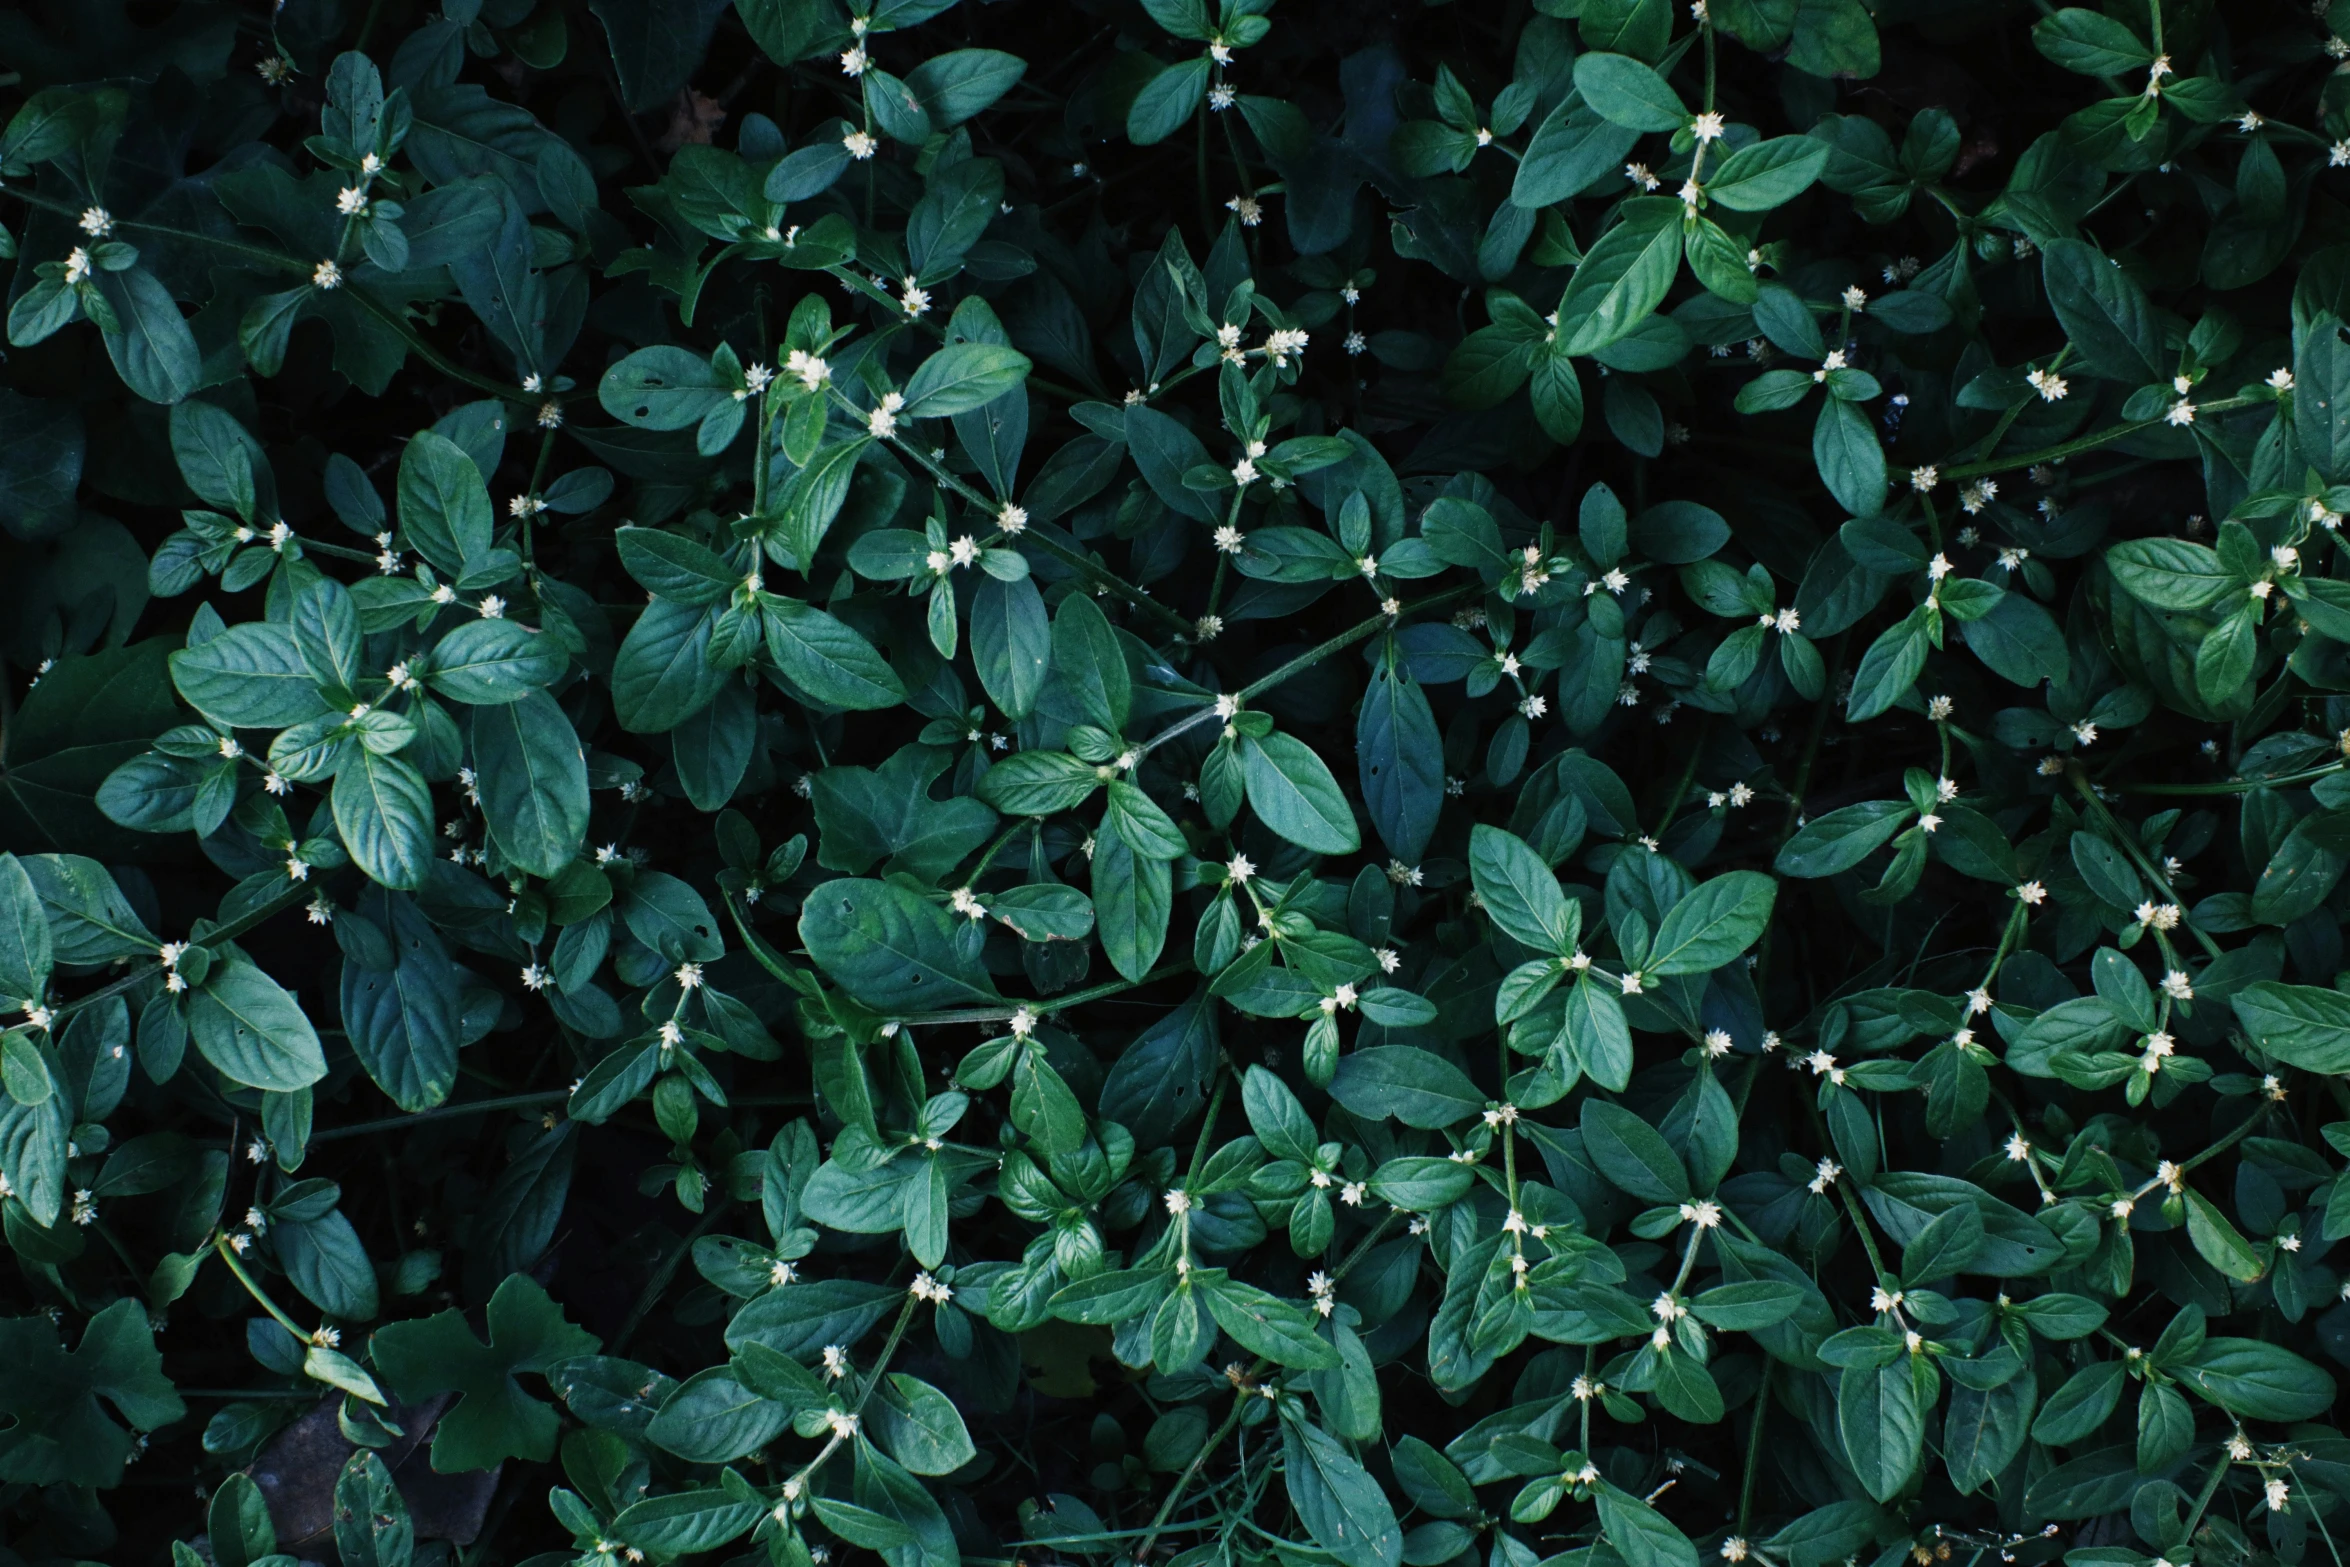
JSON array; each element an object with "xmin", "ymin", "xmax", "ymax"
[{"xmin": 5, "ymin": 0, "xmax": 2350, "ymax": 1563}]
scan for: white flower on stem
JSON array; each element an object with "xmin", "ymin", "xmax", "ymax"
[
  {"xmin": 995, "ymin": 502, "xmax": 1028, "ymax": 535},
  {"xmin": 899, "ymin": 277, "xmax": 931, "ymax": 317},
  {"xmin": 312, "ymin": 259, "xmax": 342, "ymax": 289},
  {"xmin": 1841, "ymin": 284, "xmax": 1868, "ymax": 311},
  {"xmin": 2027, "ymin": 368, "xmax": 2068, "ymax": 401},
  {"xmin": 1809, "ymin": 1157, "xmax": 1841, "ymax": 1193},
  {"xmin": 1225, "ymin": 855, "xmax": 1254, "ymax": 885},
  {"xmin": 537, "ymin": 401, "xmax": 563, "ymax": 428},
  {"xmin": 336, "ymin": 186, "xmax": 369, "ymax": 215},
  {"xmin": 1227, "ymin": 194, "xmax": 1262, "ymax": 226},
  {"xmin": 840, "ymin": 45, "xmax": 868, "ymax": 75},
  {"xmin": 64, "ymin": 248, "xmax": 95, "ymax": 285},
  {"xmin": 1910, "ymin": 465, "xmax": 1939, "ymax": 492},
  {"xmin": 1703, "ymin": 1029, "xmax": 1733, "ymax": 1058},
  {"xmin": 2162, "ymin": 970, "xmax": 2193, "ymax": 999},
  {"xmin": 2070, "ymin": 720, "xmax": 2098, "ymax": 746},
  {"xmin": 2267, "ymin": 1480, "xmax": 2290, "ymax": 1513},
  {"xmin": 2267, "ymin": 367, "xmax": 2294, "ymax": 391},
  {"xmin": 1691, "ymin": 111, "xmax": 1726, "ymax": 143},
  {"xmin": 1959, "ymin": 479, "xmax": 1996, "ymax": 513},
  {"xmin": 844, "ymin": 130, "xmax": 878, "ymax": 160},
  {"xmin": 2166, "ymin": 399, "xmax": 2196, "ymax": 426},
  {"xmin": 867, "ymin": 391, "xmax": 905, "ymax": 438},
  {"xmin": 787, "ymin": 349, "xmax": 830, "ymax": 390},
  {"xmin": 520, "ymin": 964, "xmax": 550, "ymax": 991},
  {"xmin": 79, "ymin": 206, "xmax": 114, "ymax": 236},
  {"xmin": 1625, "ymin": 162, "xmax": 1660, "ymax": 191},
  {"xmin": 1164, "ymin": 1188, "xmax": 1193, "ymax": 1216}
]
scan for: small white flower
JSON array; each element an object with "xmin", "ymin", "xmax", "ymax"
[
  {"xmin": 1213, "ymin": 525, "xmax": 1245, "ymax": 554},
  {"xmin": 1917, "ymin": 813, "xmax": 1941, "ymax": 834},
  {"xmin": 1722, "ymin": 1541, "xmax": 1749, "ymax": 1564},
  {"xmin": 1209, "ymin": 83, "xmax": 1236, "ymax": 111},
  {"xmin": 1231, "ymin": 458, "xmax": 1258, "ymax": 486},
  {"xmin": 1226, "ymin": 855, "xmax": 1254, "ymax": 885},
  {"xmin": 312, "ymin": 259, "xmax": 342, "ymax": 290},
  {"xmin": 675, "ymin": 963, "xmax": 704, "ymax": 990},
  {"xmin": 2070, "ymin": 720, "xmax": 2098, "ymax": 746},
  {"xmin": 537, "ymin": 401, "xmax": 563, "ymax": 428},
  {"xmin": 63, "ymin": 247, "xmax": 93, "ymax": 285},
  {"xmin": 821, "ymin": 1345, "xmax": 850, "ymax": 1379},
  {"xmin": 2267, "ymin": 1479, "xmax": 2290, "ymax": 1513},
  {"xmin": 1730, "ymin": 782, "xmax": 1754, "ymax": 806},
  {"xmin": 285, "ymin": 856, "xmax": 310, "ymax": 882},
  {"xmin": 1620, "ymin": 971, "xmax": 1644, "ymax": 995},
  {"xmin": 787, "ymin": 349, "xmax": 830, "ymax": 391},
  {"xmin": 336, "ymin": 186, "xmax": 369, "ymax": 215},
  {"xmin": 2111, "ymin": 1197, "xmax": 2134, "ymax": 1219},
  {"xmin": 1164, "ymin": 1188, "xmax": 1193, "ymax": 1216},
  {"xmin": 2267, "ymin": 367, "xmax": 2294, "ymax": 391},
  {"xmin": 1960, "ymin": 479, "xmax": 1996, "ymax": 514},
  {"xmin": 2026, "ymin": 368, "xmax": 2068, "ymax": 402},
  {"xmin": 1841, "ymin": 284, "xmax": 1868, "ymax": 311},
  {"xmin": 844, "ymin": 130, "xmax": 878, "ymax": 160},
  {"xmin": 79, "ymin": 206, "xmax": 114, "ymax": 236},
  {"xmin": 1808, "ymin": 1157, "xmax": 1841, "ymax": 1193},
  {"xmin": 867, "ymin": 391, "xmax": 905, "ymax": 438},
  {"xmin": 1625, "ymin": 162, "xmax": 1660, "ymax": 191},
  {"xmin": 1520, "ymin": 694, "xmax": 1548, "ymax": 719},
  {"xmin": 2016, "ymin": 880, "xmax": 2046, "ymax": 905},
  {"xmin": 1704, "ymin": 1029, "xmax": 1733, "ymax": 1058},
  {"xmin": 1691, "ymin": 111, "xmax": 1726, "ymax": 143},
  {"xmin": 1377, "ymin": 947, "xmax": 1401, "ymax": 974},
  {"xmin": 1227, "ymin": 194, "xmax": 1262, "ymax": 226},
  {"xmin": 1910, "ymin": 465, "xmax": 1939, "ymax": 492},
  {"xmin": 899, "ymin": 277, "xmax": 931, "ymax": 317},
  {"xmin": 2166, "ymin": 399, "xmax": 2196, "ymax": 426},
  {"xmin": 1927, "ymin": 553, "xmax": 1953, "ymax": 582}
]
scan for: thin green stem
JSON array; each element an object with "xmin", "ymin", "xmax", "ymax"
[
  {"xmin": 897, "ymin": 960, "xmax": 1195, "ymax": 1025},
  {"xmin": 1736, "ymin": 1358, "xmax": 1771, "ymax": 1535},
  {"xmin": 2064, "ymin": 766, "xmax": 2223, "ymax": 959},
  {"xmin": 1941, "ymin": 396, "xmax": 2258, "ymax": 481},
  {"xmin": 52, "ymin": 878, "xmax": 315, "ymax": 1026},
  {"xmin": 309, "ymin": 1090, "xmax": 572, "ymax": 1144},
  {"xmin": 1142, "ymin": 584, "xmax": 1477, "ymax": 758},
  {"xmin": 213, "ymin": 1233, "xmax": 309, "ymax": 1339}
]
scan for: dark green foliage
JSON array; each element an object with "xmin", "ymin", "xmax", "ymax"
[{"xmin": 4, "ymin": 1, "xmax": 2350, "ymax": 1566}]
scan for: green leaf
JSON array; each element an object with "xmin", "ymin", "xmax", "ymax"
[
  {"xmin": 470, "ymin": 691, "xmax": 589, "ymax": 878},
  {"xmin": 2173, "ymin": 1338, "xmax": 2337, "ymax": 1421},
  {"xmin": 1579, "ymin": 1099, "xmax": 1690, "ymax": 1202},
  {"xmin": 1593, "ymin": 1480, "xmax": 1698, "ymax": 1567},
  {"xmin": 1469, "ymin": 824, "xmax": 1578, "ymax": 953},
  {"xmin": 170, "ymin": 623, "xmax": 333, "ymax": 730},
  {"xmin": 0, "ymin": 853, "xmax": 55, "ymax": 1003},
  {"xmin": 1052, "ymin": 591, "xmax": 1131, "ymax": 732},
  {"xmin": 801, "ymin": 878, "xmax": 999, "ymax": 1012},
  {"xmin": 1241, "ymin": 732, "xmax": 1360, "ymax": 854},
  {"xmin": 1129, "ymin": 57, "xmax": 1211, "ymax": 145},
  {"xmin": 188, "ymin": 957, "xmax": 327, "ymax": 1092},
  {"xmin": 92, "ymin": 267, "xmax": 201, "ymax": 405},
  {"xmin": 1555, "ymin": 199, "xmax": 1682, "ymax": 356},
  {"xmin": 1643, "ymin": 870, "xmax": 1774, "ymax": 975},
  {"xmin": 901, "ymin": 343, "xmax": 1033, "ymax": 418},
  {"xmin": 370, "ymin": 1273, "xmax": 600, "ymax": 1471},
  {"xmin": 1706, "ymin": 136, "xmax": 1830, "ymax": 211},
  {"xmin": 397, "ymin": 429, "xmax": 495, "ymax": 576},
  {"xmin": 1283, "ymin": 1416, "xmax": 1403, "ymax": 1567},
  {"xmin": 334, "ymin": 750, "xmax": 437, "ymax": 891},
  {"xmin": 1329, "ymin": 1046, "xmax": 1483, "ymax": 1128},
  {"xmin": 2040, "ymin": 239, "xmax": 2163, "ymax": 383},
  {"xmin": 1571, "ymin": 54, "xmax": 1686, "ymax": 132},
  {"xmin": 2230, "ymin": 981, "xmax": 2350, "ymax": 1071},
  {"xmin": 2031, "ymin": 9, "xmax": 2152, "ymax": 75},
  {"xmin": 1837, "ymin": 1360, "xmax": 1925, "ymax": 1502},
  {"xmin": 764, "ymin": 599, "xmax": 906, "ymax": 710},
  {"xmin": 870, "ymin": 1374, "xmax": 978, "ymax": 1474}
]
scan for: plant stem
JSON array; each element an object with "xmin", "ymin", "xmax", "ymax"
[
  {"xmin": 308, "ymin": 1090, "xmax": 572, "ymax": 1144},
  {"xmin": 213, "ymin": 1233, "xmax": 310, "ymax": 1340},
  {"xmin": 898, "ymin": 960, "xmax": 1195, "ymax": 1025},
  {"xmin": 1737, "ymin": 1358, "xmax": 1771, "ymax": 1535},
  {"xmin": 52, "ymin": 878, "xmax": 316, "ymax": 1026},
  {"xmin": 1941, "ymin": 395, "xmax": 2258, "ymax": 481},
  {"xmin": 1141, "ymin": 583, "xmax": 1478, "ymax": 758}
]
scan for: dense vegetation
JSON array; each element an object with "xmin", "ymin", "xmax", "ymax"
[{"xmin": 4, "ymin": 1, "xmax": 2350, "ymax": 1566}]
